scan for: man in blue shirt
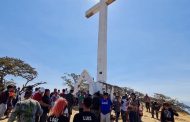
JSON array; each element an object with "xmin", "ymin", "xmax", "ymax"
[{"xmin": 100, "ymin": 93, "xmax": 112, "ymax": 122}]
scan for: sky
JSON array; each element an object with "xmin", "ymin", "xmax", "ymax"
[{"xmin": 0, "ymin": 0, "xmax": 190, "ymax": 105}]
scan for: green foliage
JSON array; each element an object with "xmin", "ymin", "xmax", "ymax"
[
  {"xmin": 154, "ymin": 93, "xmax": 190, "ymax": 114},
  {"xmin": 4, "ymin": 79, "xmax": 16, "ymax": 87},
  {"xmin": 19, "ymin": 81, "xmax": 47, "ymax": 95},
  {"xmin": 0, "ymin": 57, "xmax": 37, "ymax": 81},
  {"xmin": 0, "ymin": 56, "xmax": 38, "ymax": 91},
  {"xmin": 61, "ymin": 72, "xmax": 89, "ymax": 91},
  {"xmin": 61, "ymin": 73, "xmax": 80, "ymax": 89}
]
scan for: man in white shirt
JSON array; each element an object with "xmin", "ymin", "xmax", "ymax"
[{"xmin": 121, "ymin": 95, "xmax": 129, "ymax": 122}]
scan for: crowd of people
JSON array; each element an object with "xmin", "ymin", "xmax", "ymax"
[
  {"xmin": 144, "ymin": 94, "xmax": 179, "ymax": 122},
  {"xmin": 0, "ymin": 85, "xmax": 179, "ymax": 122}
]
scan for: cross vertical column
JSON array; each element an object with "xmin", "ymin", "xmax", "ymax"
[
  {"xmin": 86, "ymin": 0, "xmax": 115, "ymax": 83},
  {"xmin": 97, "ymin": 0, "xmax": 107, "ymax": 82}
]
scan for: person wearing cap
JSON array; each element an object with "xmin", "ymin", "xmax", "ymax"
[
  {"xmin": 100, "ymin": 93, "xmax": 112, "ymax": 122},
  {"xmin": 8, "ymin": 86, "xmax": 43, "ymax": 122},
  {"xmin": 32, "ymin": 87, "xmax": 51, "ymax": 122},
  {"xmin": 0, "ymin": 85, "xmax": 14, "ymax": 119}
]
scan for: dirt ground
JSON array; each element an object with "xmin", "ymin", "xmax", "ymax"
[
  {"xmin": 1, "ymin": 109, "xmax": 190, "ymax": 122},
  {"xmin": 141, "ymin": 110, "xmax": 190, "ymax": 122}
]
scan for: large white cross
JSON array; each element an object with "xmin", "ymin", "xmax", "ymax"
[{"xmin": 86, "ymin": 0, "xmax": 115, "ymax": 83}]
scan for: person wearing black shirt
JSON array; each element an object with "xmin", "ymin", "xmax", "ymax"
[
  {"xmin": 160, "ymin": 102, "xmax": 179, "ymax": 122},
  {"xmin": 151, "ymin": 101, "xmax": 161, "ymax": 119},
  {"xmin": 91, "ymin": 92, "xmax": 101, "ymax": 122},
  {"xmin": 73, "ymin": 97, "xmax": 97, "ymax": 122},
  {"xmin": 48, "ymin": 115, "xmax": 69, "ymax": 122},
  {"xmin": 66, "ymin": 89, "xmax": 74, "ymax": 121},
  {"xmin": 40, "ymin": 89, "xmax": 51, "ymax": 122}
]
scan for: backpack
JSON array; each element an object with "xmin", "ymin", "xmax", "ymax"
[{"xmin": 164, "ymin": 109, "xmax": 172, "ymax": 119}]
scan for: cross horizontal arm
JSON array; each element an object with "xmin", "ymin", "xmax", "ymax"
[
  {"xmin": 85, "ymin": 0, "xmax": 116, "ymax": 18},
  {"xmin": 85, "ymin": 2, "xmax": 101, "ymax": 18},
  {"xmin": 106, "ymin": 0, "xmax": 116, "ymax": 5}
]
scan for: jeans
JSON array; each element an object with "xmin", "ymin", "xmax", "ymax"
[
  {"xmin": 129, "ymin": 111, "xmax": 140, "ymax": 122},
  {"xmin": 115, "ymin": 111, "xmax": 120, "ymax": 122},
  {"xmin": 151, "ymin": 109, "xmax": 159, "ymax": 119},
  {"xmin": 121, "ymin": 110, "xmax": 127, "ymax": 122}
]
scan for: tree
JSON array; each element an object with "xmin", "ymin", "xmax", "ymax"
[
  {"xmin": 19, "ymin": 81, "xmax": 47, "ymax": 95},
  {"xmin": 154, "ymin": 93, "xmax": 171, "ymax": 103},
  {"xmin": 154, "ymin": 93, "xmax": 190, "ymax": 114},
  {"xmin": 61, "ymin": 73, "xmax": 80, "ymax": 89},
  {"xmin": 4, "ymin": 79, "xmax": 17, "ymax": 87},
  {"xmin": 61, "ymin": 73, "xmax": 87, "ymax": 90},
  {"xmin": 0, "ymin": 57, "xmax": 38, "ymax": 91}
]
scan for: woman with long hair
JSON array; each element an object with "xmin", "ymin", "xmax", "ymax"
[{"xmin": 47, "ymin": 98, "xmax": 69, "ymax": 122}]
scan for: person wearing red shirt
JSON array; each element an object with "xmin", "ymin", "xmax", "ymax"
[
  {"xmin": 33, "ymin": 87, "xmax": 51, "ymax": 122},
  {"xmin": 60, "ymin": 89, "xmax": 66, "ymax": 98}
]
